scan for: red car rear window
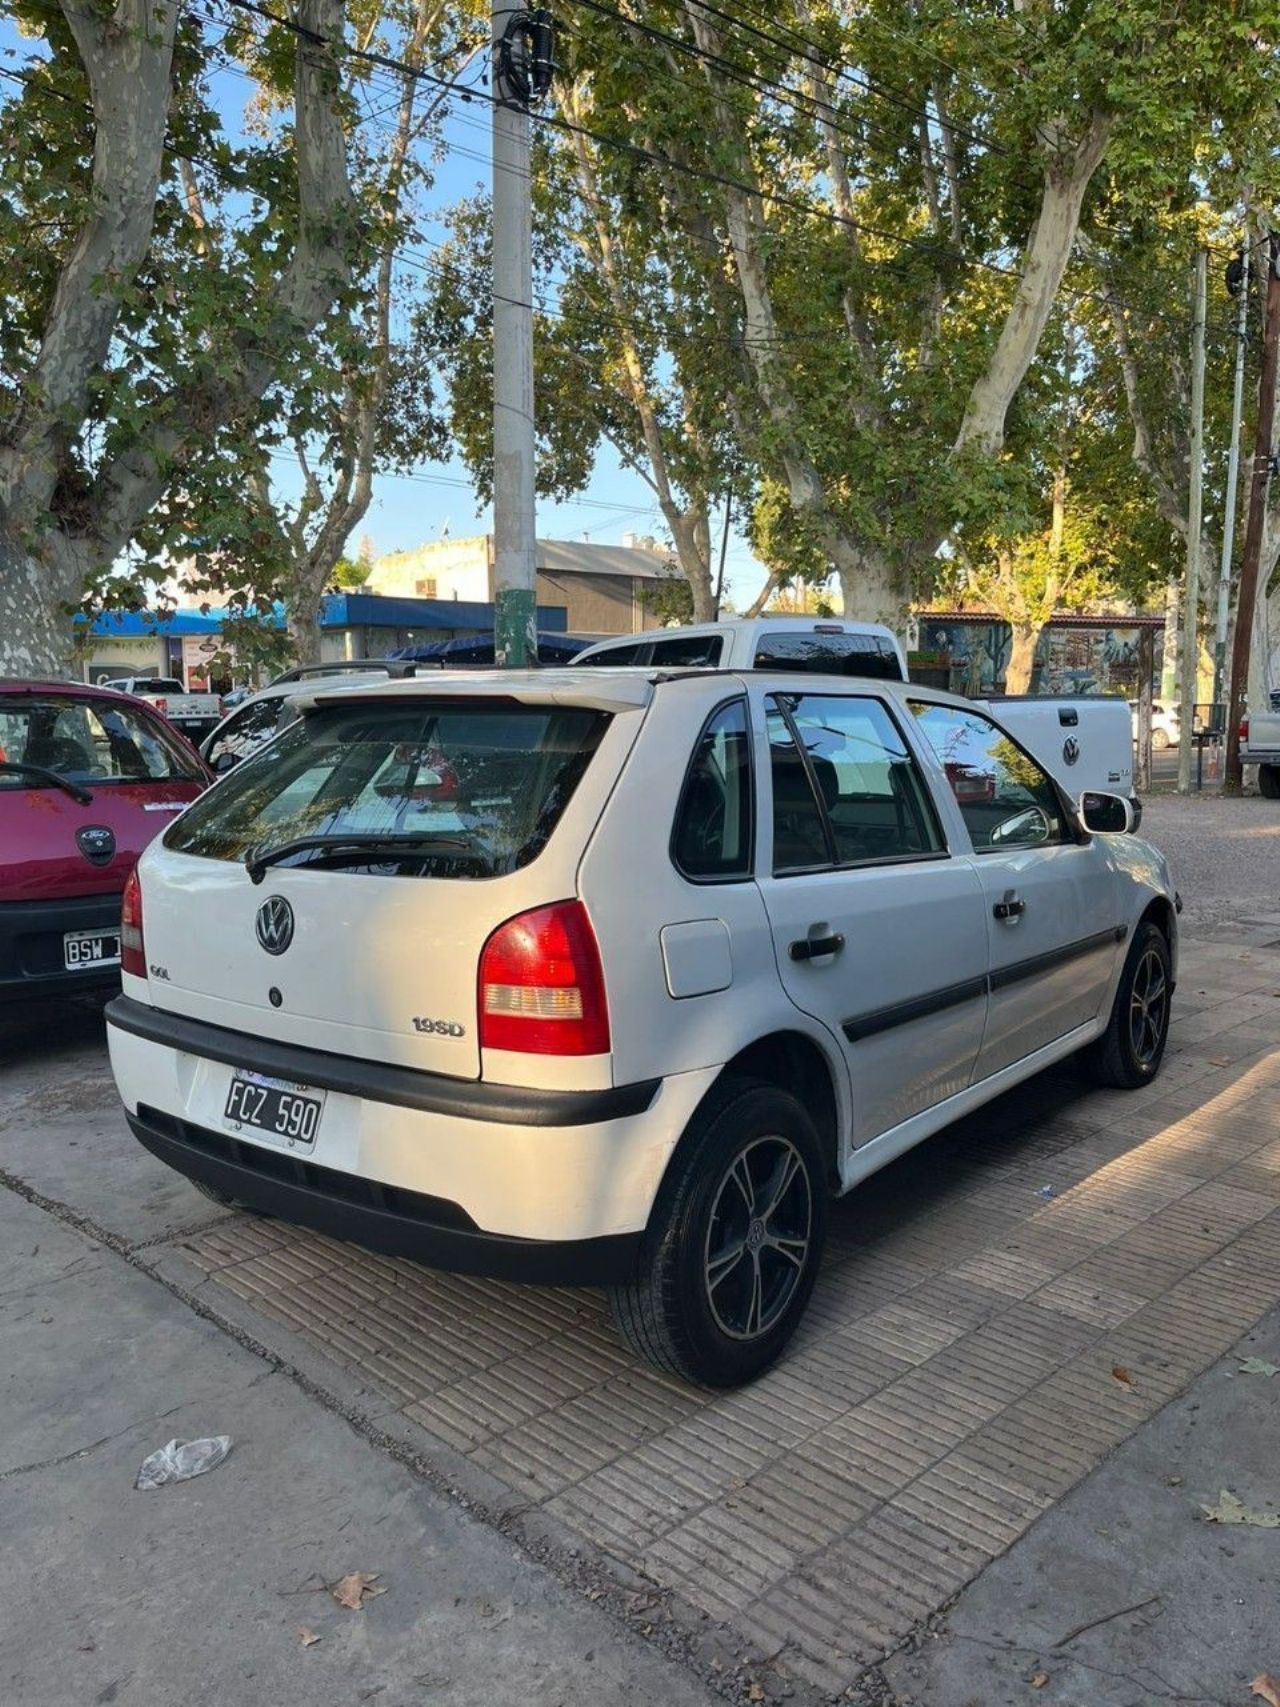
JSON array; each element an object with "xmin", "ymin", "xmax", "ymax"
[{"xmin": 0, "ymin": 695, "xmax": 204, "ymax": 787}]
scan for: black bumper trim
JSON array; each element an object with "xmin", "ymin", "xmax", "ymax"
[
  {"xmin": 0, "ymin": 892, "xmax": 124, "ymax": 1002},
  {"xmin": 127, "ymin": 1107, "xmax": 643, "ymax": 1284},
  {"xmin": 106, "ymin": 995, "xmax": 659, "ymax": 1127}
]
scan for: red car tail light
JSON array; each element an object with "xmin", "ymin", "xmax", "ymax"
[
  {"xmin": 478, "ymin": 900, "xmax": 610, "ymax": 1056},
  {"xmin": 121, "ymin": 866, "xmax": 146, "ymax": 976},
  {"xmin": 1240, "ymin": 717, "xmax": 1250, "ymax": 742}
]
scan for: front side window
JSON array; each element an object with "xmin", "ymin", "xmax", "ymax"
[
  {"xmin": 671, "ymin": 699, "xmax": 753, "ymax": 879},
  {"xmin": 167, "ymin": 698, "xmax": 608, "ymax": 879},
  {"xmin": 767, "ymin": 694, "xmax": 942, "ymax": 873},
  {"xmin": 910, "ymin": 701, "xmax": 1068, "ymax": 851},
  {"xmin": 0, "ymin": 696, "xmax": 204, "ymax": 786}
]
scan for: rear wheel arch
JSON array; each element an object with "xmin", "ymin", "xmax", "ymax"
[{"xmin": 656, "ymin": 1029, "xmax": 845, "ymax": 1203}]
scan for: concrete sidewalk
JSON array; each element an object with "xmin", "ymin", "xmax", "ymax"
[
  {"xmin": 0, "ymin": 1181, "xmax": 715, "ymax": 1707},
  {"xmin": 879, "ymin": 1303, "xmax": 1280, "ymax": 1707}
]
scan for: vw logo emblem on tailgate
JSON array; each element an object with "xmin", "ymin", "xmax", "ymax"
[
  {"xmin": 1062, "ymin": 736, "xmax": 1080, "ymax": 766},
  {"xmin": 255, "ymin": 896, "xmax": 294, "ymax": 955}
]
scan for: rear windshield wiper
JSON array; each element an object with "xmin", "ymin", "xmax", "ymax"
[
  {"xmin": 0, "ymin": 760, "xmax": 93, "ymax": 805},
  {"xmin": 246, "ymin": 832, "xmax": 475, "ymax": 883}
]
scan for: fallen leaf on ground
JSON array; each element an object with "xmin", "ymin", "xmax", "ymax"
[
  {"xmin": 1240, "ymin": 1358, "xmax": 1280, "ymax": 1378},
  {"xmin": 1201, "ymin": 1492, "xmax": 1280, "ymax": 1528},
  {"xmin": 1030, "ymin": 1673, "xmax": 1049, "ymax": 1689},
  {"xmin": 330, "ymin": 1572, "xmax": 386, "ymax": 1610},
  {"xmin": 298, "ymin": 1628, "xmax": 322, "ymax": 1648},
  {"xmin": 748, "ymin": 1684, "xmax": 766, "ymax": 1702},
  {"xmin": 1250, "ymin": 1676, "xmax": 1280, "ymax": 1707},
  {"xmin": 1209, "ymin": 1056, "xmax": 1233, "ymax": 1067},
  {"xmin": 1112, "ymin": 1365, "xmax": 1134, "ymax": 1387},
  {"xmin": 1167, "ymin": 1475, "xmax": 1184, "ymax": 1487}
]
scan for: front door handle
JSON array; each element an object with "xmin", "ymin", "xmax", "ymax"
[
  {"xmin": 789, "ymin": 929, "xmax": 846, "ymax": 961},
  {"xmin": 993, "ymin": 896, "xmax": 1026, "ymax": 921}
]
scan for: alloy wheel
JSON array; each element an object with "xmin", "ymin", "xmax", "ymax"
[
  {"xmin": 1129, "ymin": 945, "xmax": 1168, "ymax": 1066},
  {"xmin": 703, "ymin": 1135, "xmax": 812, "ymax": 1341}
]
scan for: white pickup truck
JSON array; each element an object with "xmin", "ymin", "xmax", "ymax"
[
  {"xmin": 1239, "ymin": 709, "xmax": 1280, "ymax": 796},
  {"xmin": 101, "ymin": 676, "xmax": 223, "ymax": 742},
  {"xmin": 576, "ymin": 618, "xmax": 1136, "ymax": 813}
]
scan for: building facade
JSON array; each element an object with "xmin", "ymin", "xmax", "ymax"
[{"xmin": 370, "ymin": 535, "xmax": 668, "ymax": 638}]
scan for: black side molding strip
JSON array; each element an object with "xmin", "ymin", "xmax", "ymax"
[
  {"xmin": 843, "ymin": 975, "xmax": 987, "ymax": 1042},
  {"xmin": 105, "ymin": 995, "xmax": 659, "ymax": 1128},
  {"xmin": 842, "ymin": 926, "xmax": 1128, "ymax": 1041},
  {"xmin": 988, "ymin": 925, "xmax": 1126, "ymax": 993}
]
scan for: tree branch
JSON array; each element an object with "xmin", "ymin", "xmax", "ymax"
[
  {"xmin": 0, "ymin": 0, "xmax": 179, "ymax": 529},
  {"xmin": 90, "ymin": 0, "xmax": 359, "ymax": 558},
  {"xmin": 954, "ymin": 109, "xmax": 1113, "ymax": 456}
]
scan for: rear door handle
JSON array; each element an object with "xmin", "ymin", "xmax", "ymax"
[
  {"xmin": 993, "ymin": 896, "xmax": 1026, "ymax": 921},
  {"xmin": 789, "ymin": 931, "xmax": 845, "ymax": 961}
]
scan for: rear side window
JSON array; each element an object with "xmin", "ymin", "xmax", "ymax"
[
  {"xmin": 577, "ymin": 641, "xmax": 648, "ymax": 666},
  {"xmin": 166, "ymin": 699, "xmax": 608, "ymax": 878},
  {"xmin": 767, "ymin": 694, "xmax": 942, "ymax": 873},
  {"xmin": 649, "ymin": 634, "xmax": 724, "ymax": 667},
  {"xmin": 0, "ymin": 695, "xmax": 203, "ymax": 785},
  {"xmin": 671, "ymin": 699, "xmax": 753, "ymax": 880},
  {"xmin": 752, "ymin": 631, "xmax": 904, "ymax": 680},
  {"xmin": 204, "ymin": 696, "xmax": 290, "ymax": 770}
]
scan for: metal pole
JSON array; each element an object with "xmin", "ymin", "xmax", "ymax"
[
  {"xmin": 1137, "ymin": 626, "xmax": 1154, "ymax": 794},
  {"xmin": 1214, "ymin": 253, "xmax": 1250, "ymax": 712},
  {"xmin": 711, "ymin": 488, "xmax": 733, "ymax": 621},
  {"xmin": 1177, "ymin": 249, "xmax": 1208, "ymax": 795},
  {"xmin": 491, "ymin": 3, "xmax": 537, "ymax": 668},
  {"xmin": 1226, "ymin": 233, "xmax": 1280, "ymax": 792}
]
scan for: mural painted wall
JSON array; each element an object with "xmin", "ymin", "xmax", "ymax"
[{"xmin": 919, "ymin": 619, "xmax": 1159, "ymax": 697}]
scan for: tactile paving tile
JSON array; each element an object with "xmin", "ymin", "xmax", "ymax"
[{"xmin": 179, "ymin": 938, "xmax": 1280, "ymax": 1696}]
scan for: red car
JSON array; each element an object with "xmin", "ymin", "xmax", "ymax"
[{"xmin": 0, "ymin": 679, "xmax": 210, "ymax": 1002}]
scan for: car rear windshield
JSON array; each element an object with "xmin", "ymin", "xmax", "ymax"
[
  {"xmin": 750, "ymin": 631, "xmax": 905, "ymax": 680},
  {"xmin": 0, "ymin": 695, "xmax": 205, "ymax": 786},
  {"xmin": 164, "ymin": 698, "xmax": 608, "ymax": 878}
]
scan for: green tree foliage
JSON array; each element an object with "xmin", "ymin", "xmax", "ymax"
[
  {"xmin": 429, "ymin": 0, "xmax": 1280, "ymax": 629},
  {"xmin": 0, "ymin": 0, "xmax": 462, "ymax": 672}
]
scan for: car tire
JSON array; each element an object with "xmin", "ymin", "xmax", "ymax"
[
  {"xmin": 607, "ymin": 1081, "xmax": 828, "ymax": 1387},
  {"xmin": 1080, "ymin": 921, "xmax": 1172, "ymax": 1090},
  {"xmin": 1151, "ymin": 729, "xmax": 1170, "ymax": 751},
  {"xmin": 1260, "ymin": 764, "xmax": 1280, "ymax": 799}
]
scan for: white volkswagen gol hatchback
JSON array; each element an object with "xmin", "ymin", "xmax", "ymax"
[{"xmin": 106, "ymin": 670, "xmax": 1177, "ymax": 1386}]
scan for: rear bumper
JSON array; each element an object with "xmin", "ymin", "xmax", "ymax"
[
  {"xmin": 126, "ymin": 1104, "xmax": 643, "ymax": 1283},
  {"xmin": 0, "ymin": 893, "xmax": 122, "ymax": 1003},
  {"xmin": 106, "ymin": 998, "xmax": 719, "ymax": 1260}
]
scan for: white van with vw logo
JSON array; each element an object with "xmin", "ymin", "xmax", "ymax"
[{"xmin": 106, "ymin": 669, "xmax": 1175, "ymax": 1386}]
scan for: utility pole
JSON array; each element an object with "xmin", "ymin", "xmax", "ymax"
[
  {"xmin": 491, "ymin": 5, "xmax": 555, "ymax": 667},
  {"xmin": 1177, "ymin": 248, "xmax": 1208, "ymax": 795},
  {"xmin": 1226, "ymin": 232, "xmax": 1280, "ymax": 792},
  {"xmin": 1213, "ymin": 250, "xmax": 1250, "ymax": 714}
]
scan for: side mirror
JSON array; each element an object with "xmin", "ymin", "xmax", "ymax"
[
  {"xmin": 1080, "ymin": 790, "xmax": 1134, "ymax": 834},
  {"xmin": 212, "ymin": 750, "xmax": 239, "ymax": 774}
]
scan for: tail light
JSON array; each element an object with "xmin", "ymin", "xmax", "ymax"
[
  {"xmin": 154, "ymin": 698, "xmax": 168, "ymax": 717},
  {"xmin": 478, "ymin": 900, "xmax": 610, "ymax": 1056},
  {"xmin": 1240, "ymin": 717, "xmax": 1250, "ymax": 742},
  {"xmin": 121, "ymin": 866, "xmax": 146, "ymax": 976}
]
